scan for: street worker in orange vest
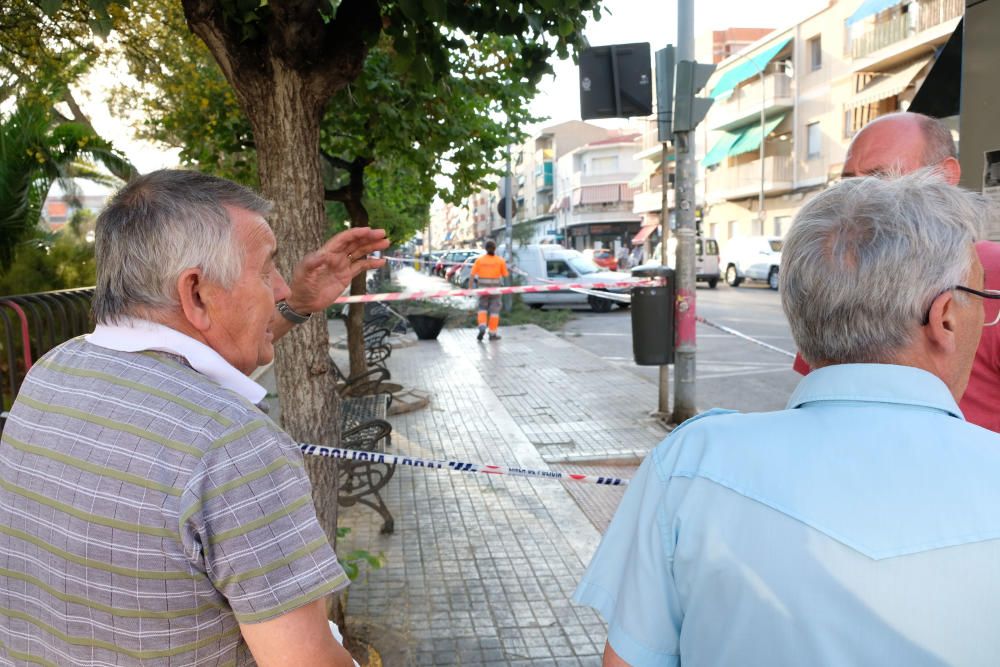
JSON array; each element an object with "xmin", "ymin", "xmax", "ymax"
[{"xmin": 470, "ymin": 239, "xmax": 509, "ymax": 341}]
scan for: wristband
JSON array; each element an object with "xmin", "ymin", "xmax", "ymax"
[{"xmin": 277, "ymin": 300, "xmax": 311, "ymax": 324}]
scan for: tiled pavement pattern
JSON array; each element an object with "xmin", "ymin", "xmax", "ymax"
[
  {"xmin": 546, "ymin": 461, "xmax": 642, "ymax": 534},
  {"xmin": 471, "ymin": 326, "xmax": 669, "ymax": 464},
  {"xmin": 329, "ymin": 325, "xmax": 630, "ymax": 666}
]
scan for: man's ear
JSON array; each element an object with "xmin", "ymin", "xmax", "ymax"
[
  {"xmin": 924, "ymin": 289, "xmax": 959, "ymax": 353},
  {"xmin": 940, "ymin": 156, "xmax": 961, "ymax": 186},
  {"xmin": 176, "ymin": 268, "xmax": 212, "ymax": 333}
]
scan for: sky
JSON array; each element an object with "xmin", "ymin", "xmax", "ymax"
[{"xmin": 76, "ymin": 0, "xmax": 830, "ymax": 193}]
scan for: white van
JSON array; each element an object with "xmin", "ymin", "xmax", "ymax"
[
  {"xmin": 513, "ymin": 245, "xmax": 631, "ymax": 312},
  {"xmin": 721, "ymin": 236, "xmax": 783, "ymax": 289},
  {"xmin": 632, "ymin": 236, "xmax": 721, "ymax": 288}
]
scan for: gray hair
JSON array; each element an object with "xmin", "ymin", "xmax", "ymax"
[
  {"xmin": 92, "ymin": 170, "xmax": 272, "ymax": 324},
  {"xmin": 780, "ymin": 168, "xmax": 986, "ymax": 365}
]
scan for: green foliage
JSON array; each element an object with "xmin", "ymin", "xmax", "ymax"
[
  {"xmin": 0, "ymin": 222, "xmax": 97, "ymax": 296},
  {"xmin": 334, "ymin": 527, "xmax": 385, "ymax": 581},
  {"xmin": 0, "ymin": 96, "xmax": 130, "ymax": 268}
]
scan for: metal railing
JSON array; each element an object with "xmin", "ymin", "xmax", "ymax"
[
  {"xmin": 849, "ymin": 0, "xmax": 963, "ymax": 60},
  {"xmin": 1, "ymin": 287, "xmax": 94, "ymax": 414}
]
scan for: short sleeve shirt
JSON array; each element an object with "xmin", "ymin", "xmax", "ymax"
[
  {"xmin": 470, "ymin": 254, "xmax": 509, "ymax": 280},
  {"xmin": 575, "ymin": 364, "xmax": 1000, "ymax": 666},
  {"xmin": 0, "ymin": 337, "xmax": 348, "ymax": 665}
]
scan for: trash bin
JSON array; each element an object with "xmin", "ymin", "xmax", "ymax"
[{"xmin": 630, "ymin": 266, "xmax": 675, "ymax": 366}]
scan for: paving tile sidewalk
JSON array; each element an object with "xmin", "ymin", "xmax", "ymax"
[{"xmin": 258, "ymin": 316, "xmax": 671, "ymax": 665}]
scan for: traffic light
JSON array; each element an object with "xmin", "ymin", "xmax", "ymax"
[
  {"xmin": 655, "ymin": 45, "xmax": 675, "ymax": 141},
  {"xmin": 673, "ymin": 60, "xmax": 716, "ymax": 132}
]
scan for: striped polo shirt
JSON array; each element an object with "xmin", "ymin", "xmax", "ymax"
[{"xmin": 0, "ymin": 331, "xmax": 348, "ymax": 666}]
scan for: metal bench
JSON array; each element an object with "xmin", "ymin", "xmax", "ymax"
[{"xmin": 338, "ymin": 393, "xmax": 396, "ymax": 534}]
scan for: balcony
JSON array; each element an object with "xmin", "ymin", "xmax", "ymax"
[
  {"xmin": 710, "ymin": 73, "xmax": 793, "ymax": 131},
  {"xmin": 571, "ymin": 172, "xmax": 637, "ymax": 189},
  {"xmin": 635, "ymin": 121, "xmax": 668, "ymax": 160},
  {"xmin": 704, "ymin": 155, "xmax": 794, "ymax": 202},
  {"xmin": 633, "ymin": 189, "xmax": 675, "ymax": 214},
  {"xmin": 535, "ymin": 161, "xmax": 554, "ymax": 191},
  {"xmin": 848, "ymin": 0, "xmax": 962, "ymax": 62}
]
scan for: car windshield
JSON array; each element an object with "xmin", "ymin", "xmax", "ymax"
[
  {"xmin": 566, "ymin": 255, "xmax": 602, "ymax": 275},
  {"xmin": 769, "ymin": 240, "xmax": 783, "ymax": 252}
]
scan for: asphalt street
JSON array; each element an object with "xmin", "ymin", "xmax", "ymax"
[{"xmin": 557, "ymin": 281, "xmax": 801, "ymax": 414}]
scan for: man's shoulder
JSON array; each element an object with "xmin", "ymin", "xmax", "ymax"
[{"xmin": 26, "ymin": 338, "xmax": 265, "ymax": 438}]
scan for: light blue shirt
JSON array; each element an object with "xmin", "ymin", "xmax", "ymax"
[{"xmin": 574, "ymin": 364, "xmax": 1000, "ymax": 667}]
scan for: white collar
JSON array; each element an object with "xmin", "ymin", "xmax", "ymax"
[{"xmin": 86, "ymin": 318, "xmax": 267, "ymax": 404}]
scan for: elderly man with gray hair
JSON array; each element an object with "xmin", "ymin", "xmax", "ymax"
[
  {"xmin": 574, "ymin": 169, "xmax": 1000, "ymax": 666},
  {"xmin": 0, "ymin": 170, "xmax": 388, "ymax": 665}
]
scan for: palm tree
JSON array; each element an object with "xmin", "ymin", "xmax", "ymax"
[{"xmin": 0, "ymin": 95, "xmax": 135, "ymax": 268}]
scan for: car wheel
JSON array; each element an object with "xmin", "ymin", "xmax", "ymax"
[
  {"xmin": 725, "ymin": 265, "xmax": 742, "ymax": 287},
  {"xmin": 768, "ymin": 267, "xmax": 779, "ymax": 291},
  {"xmin": 707, "ymin": 277, "xmax": 718, "ymax": 289},
  {"xmin": 588, "ymin": 294, "xmax": 614, "ymax": 313}
]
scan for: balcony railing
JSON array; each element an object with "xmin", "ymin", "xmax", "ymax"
[
  {"xmin": 710, "ymin": 73, "xmax": 793, "ymax": 131},
  {"xmin": 633, "ymin": 189, "xmax": 676, "ymax": 214},
  {"xmin": 704, "ymin": 155, "xmax": 794, "ymax": 201},
  {"xmin": 848, "ymin": 0, "xmax": 962, "ymax": 60}
]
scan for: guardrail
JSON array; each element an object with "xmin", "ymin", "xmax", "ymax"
[{"xmin": 0, "ymin": 287, "xmax": 94, "ymax": 415}]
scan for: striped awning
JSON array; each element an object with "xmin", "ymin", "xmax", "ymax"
[
  {"xmin": 849, "ymin": 57, "xmax": 931, "ymax": 109},
  {"xmin": 846, "ymin": 0, "xmax": 904, "ymax": 26},
  {"xmin": 710, "ymin": 37, "xmax": 792, "ymax": 99},
  {"xmin": 632, "ymin": 223, "xmax": 659, "ymax": 245},
  {"xmin": 703, "ymin": 130, "xmax": 744, "ymax": 168},
  {"xmin": 703, "ymin": 114, "xmax": 786, "ymax": 168},
  {"xmin": 576, "ymin": 184, "xmax": 622, "ymax": 205}
]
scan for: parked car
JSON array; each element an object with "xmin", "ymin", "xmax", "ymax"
[
  {"xmin": 583, "ymin": 248, "xmax": 618, "ymax": 271},
  {"xmin": 514, "ymin": 245, "xmax": 630, "ymax": 313},
  {"xmin": 721, "ymin": 235, "xmax": 783, "ymax": 289},
  {"xmin": 632, "ymin": 236, "xmax": 721, "ymax": 288},
  {"xmin": 447, "ymin": 251, "xmax": 483, "ymax": 283},
  {"xmin": 435, "ymin": 249, "xmax": 482, "ymax": 278},
  {"xmin": 455, "ymin": 254, "xmax": 484, "ymax": 288}
]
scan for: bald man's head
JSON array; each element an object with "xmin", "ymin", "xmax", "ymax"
[{"xmin": 842, "ymin": 112, "xmax": 960, "ymax": 185}]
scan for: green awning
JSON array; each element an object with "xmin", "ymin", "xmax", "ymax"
[
  {"xmin": 729, "ymin": 114, "xmax": 786, "ymax": 155},
  {"xmin": 702, "ymin": 130, "xmax": 744, "ymax": 168},
  {"xmin": 709, "ymin": 37, "xmax": 792, "ymax": 99}
]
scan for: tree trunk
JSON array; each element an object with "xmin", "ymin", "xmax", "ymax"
[
  {"xmin": 343, "ymin": 178, "xmax": 370, "ymax": 377},
  {"xmin": 245, "ymin": 66, "xmax": 343, "ymax": 545}
]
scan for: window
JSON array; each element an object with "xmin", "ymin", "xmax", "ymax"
[
  {"xmin": 546, "ymin": 260, "xmax": 572, "ymax": 278},
  {"xmin": 727, "ymin": 220, "xmax": 737, "ymax": 239},
  {"xmin": 807, "ymin": 122, "xmax": 822, "ymax": 159},
  {"xmin": 591, "ymin": 156, "xmax": 619, "ymax": 174},
  {"xmin": 774, "ymin": 216, "xmax": 790, "ymax": 237},
  {"xmin": 808, "ymin": 36, "xmax": 822, "ymax": 71},
  {"xmin": 752, "ymin": 219, "xmax": 764, "ymax": 236},
  {"xmin": 709, "ymin": 222, "xmax": 719, "ymax": 239}
]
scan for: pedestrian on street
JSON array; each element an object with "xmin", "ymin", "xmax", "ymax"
[
  {"xmin": 0, "ymin": 170, "xmax": 387, "ymax": 666},
  {"xmin": 575, "ymin": 170, "xmax": 1000, "ymax": 666},
  {"xmin": 616, "ymin": 243, "xmax": 632, "ymax": 271},
  {"xmin": 792, "ymin": 111, "xmax": 1000, "ymax": 433},
  {"xmin": 470, "ymin": 239, "xmax": 509, "ymax": 341}
]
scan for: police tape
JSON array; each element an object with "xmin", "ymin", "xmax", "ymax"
[
  {"xmin": 332, "ymin": 279, "xmax": 655, "ymax": 304},
  {"xmin": 695, "ymin": 315, "xmax": 796, "ymax": 358},
  {"xmin": 299, "ymin": 444, "xmax": 631, "ymax": 486}
]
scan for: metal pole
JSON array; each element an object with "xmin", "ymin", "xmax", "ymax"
[
  {"xmin": 759, "ymin": 70, "xmax": 766, "ymax": 226},
  {"xmin": 658, "ymin": 141, "xmax": 671, "ymax": 416},
  {"xmin": 504, "ymin": 145, "xmax": 513, "ymax": 262},
  {"xmin": 672, "ymin": 0, "xmax": 698, "ymax": 423}
]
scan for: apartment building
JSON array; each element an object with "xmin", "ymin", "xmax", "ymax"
[
  {"xmin": 552, "ymin": 133, "xmax": 643, "ymax": 251},
  {"xmin": 699, "ymin": 0, "xmax": 961, "ymax": 257}
]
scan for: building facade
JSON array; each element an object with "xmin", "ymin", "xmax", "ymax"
[{"xmin": 700, "ymin": 0, "xmax": 962, "ymax": 260}]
